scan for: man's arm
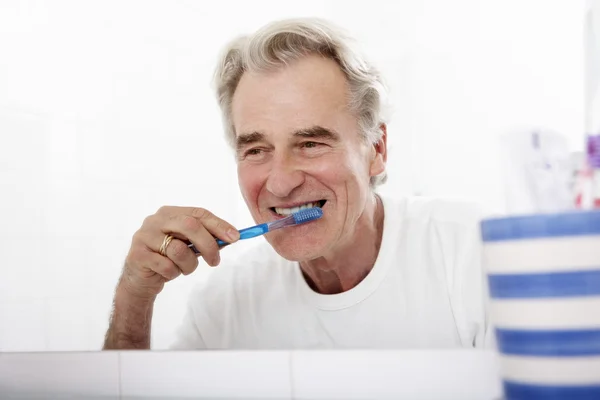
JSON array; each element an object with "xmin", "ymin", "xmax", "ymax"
[
  {"xmin": 102, "ymin": 206, "xmax": 240, "ymax": 350},
  {"xmin": 103, "ymin": 284, "xmax": 156, "ymax": 350}
]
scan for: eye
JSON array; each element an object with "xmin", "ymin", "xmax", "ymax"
[
  {"xmin": 302, "ymin": 141, "xmax": 320, "ymax": 149},
  {"xmin": 240, "ymin": 147, "xmax": 268, "ymax": 161}
]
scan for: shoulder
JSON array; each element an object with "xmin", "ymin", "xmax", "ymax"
[
  {"xmin": 406, "ymin": 196, "xmax": 484, "ymax": 225},
  {"xmin": 379, "ymin": 193, "xmax": 487, "ymax": 255},
  {"xmin": 380, "ymin": 193, "xmax": 486, "ymax": 231},
  {"xmin": 379, "ymin": 194, "xmax": 489, "ymax": 347}
]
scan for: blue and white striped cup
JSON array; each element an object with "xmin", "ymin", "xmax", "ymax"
[{"xmin": 481, "ymin": 210, "xmax": 600, "ymax": 400}]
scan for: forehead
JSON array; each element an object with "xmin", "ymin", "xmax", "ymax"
[{"xmin": 231, "ymin": 55, "xmax": 355, "ymax": 138}]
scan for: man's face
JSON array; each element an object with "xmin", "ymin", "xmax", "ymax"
[{"xmin": 231, "ymin": 55, "xmax": 385, "ymax": 261}]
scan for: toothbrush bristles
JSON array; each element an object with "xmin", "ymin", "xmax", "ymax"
[{"xmin": 269, "ymin": 208, "xmax": 323, "ymax": 231}]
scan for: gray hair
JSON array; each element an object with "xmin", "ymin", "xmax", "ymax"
[{"xmin": 213, "ymin": 18, "xmax": 389, "ymax": 187}]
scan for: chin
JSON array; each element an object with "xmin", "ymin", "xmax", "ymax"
[{"xmin": 265, "ymin": 231, "xmax": 327, "ymax": 262}]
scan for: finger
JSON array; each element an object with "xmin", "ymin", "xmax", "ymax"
[
  {"xmin": 139, "ymin": 220, "xmax": 219, "ymax": 267},
  {"xmin": 162, "ymin": 237, "xmax": 200, "ymax": 274},
  {"xmin": 154, "ymin": 206, "xmax": 239, "ymax": 244},
  {"xmin": 183, "ymin": 226, "xmax": 222, "ymax": 267},
  {"xmin": 148, "ymin": 207, "xmax": 235, "ymax": 264},
  {"xmin": 186, "ymin": 207, "xmax": 240, "ymax": 243},
  {"xmin": 144, "ymin": 250, "xmax": 181, "ymax": 281},
  {"xmin": 161, "ymin": 215, "xmax": 222, "ymax": 266},
  {"xmin": 142, "ymin": 229, "xmax": 204, "ymax": 270}
]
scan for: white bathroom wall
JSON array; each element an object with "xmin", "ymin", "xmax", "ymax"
[
  {"xmin": 0, "ymin": 0, "xmax": 585, "ymax": 351},
  {"xmin": 587, "ymin": 0, "xmax": 600, "ymax": 132}
]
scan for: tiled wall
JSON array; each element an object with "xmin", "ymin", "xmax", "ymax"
[
  {"xmin": 586, "ymin": 0, "xmax": 600, "ymax": 132},
  {"xmin": 0, "ymin": 350, "xmax": 502, "ymax": 399},
  {"xmin": 0, "ymin": 109, "xmax": 242, "ymax": 351}
]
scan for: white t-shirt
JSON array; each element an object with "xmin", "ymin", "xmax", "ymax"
[{"xmin": 170, "ymin": 195, "xmax": 491, "ymax": 349}]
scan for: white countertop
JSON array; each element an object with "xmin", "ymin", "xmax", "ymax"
[{"xmin": 0, "ymin": 349, "xmax": 502, "ymax": 399}]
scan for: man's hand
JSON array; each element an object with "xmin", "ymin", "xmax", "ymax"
[
  {"xmin": 103, "ymin": 206, "xmax": 239, "ymax": 349},
  {"xmin": 121, "ymin": 206, "xmax": 240, "ymax": 299}
]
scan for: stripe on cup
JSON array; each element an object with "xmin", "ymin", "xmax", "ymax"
[
  {"xmin": 488, "ymin": 269, "xmax": 600, "ymax": 299},
  {"xmin": 481, "ymin": 210, "xmax": 600, "ymax": 242},
  {"xmin": 490, "ymin": 298, "xmax": 600, "ymax": 329},
  {"xmin": 496, "ymin": 328, "xmax": 600, "ymax": 357},
  {"xmin": 503, "ymin": 380, "xmax": 600, "ymax": 400},
  {"xmin": 483, "ymin": 236, "xmax": 600, "ymax": 274},
  {"xmin": 500, "ymin": 355, "xmax": 600, "ymax": 384}
]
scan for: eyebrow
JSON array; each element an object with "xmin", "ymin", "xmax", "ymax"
[
  {"xmin": 236, "ymin": 131, "xmax": 264, "ymax": 152},
  {"xmin": 293, "ymin": 126, "xmax": 340, "ymax": 142},
  {"xmin": 236, "ymin": 125, "xmax": 340, "ymax": 151}
]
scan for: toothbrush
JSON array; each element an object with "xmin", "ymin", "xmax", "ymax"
[{"xmin": 187, "ymin": 207, "xmax": 323, "ymax": 255}]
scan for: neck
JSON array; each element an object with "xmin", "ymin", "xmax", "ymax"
[{"xmin": 299, "ymin": 193, "xmax": 385, "ymax": 295}]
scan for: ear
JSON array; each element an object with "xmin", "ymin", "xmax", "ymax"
[{"xmin": 369, "ymin": 124, "xmax": 387, "ymax": 177}]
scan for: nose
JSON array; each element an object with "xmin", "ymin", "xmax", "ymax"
[{"xmin": 265, "ymin": 153, "xmax": 305, "ymax": 198}]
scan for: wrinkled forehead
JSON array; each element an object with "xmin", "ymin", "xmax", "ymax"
[{"xmin": 230, "ymin": 55, "xmax": 355, "ymax": 140}]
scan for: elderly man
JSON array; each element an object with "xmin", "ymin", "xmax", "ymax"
[{"xmin": 103, "ymin": 18, "xmax": 489, "ymax": 350}]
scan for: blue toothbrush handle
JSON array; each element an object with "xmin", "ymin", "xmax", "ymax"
[
  {"xmin": 188, "ymin": 223, "xmax": 269, "ymax": 255},
  {"xmin": 238, "ymin": 224, "xmax": 269, "ymax": 240}
]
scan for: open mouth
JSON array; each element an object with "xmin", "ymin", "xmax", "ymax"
[{"xmin": 270, "ymin": 200, "xmax": 326, "ymax": 216}]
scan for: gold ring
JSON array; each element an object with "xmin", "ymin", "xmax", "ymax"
[{"xmin": 159, "ymin": 234, "xmax": 174, "ymax": 256}]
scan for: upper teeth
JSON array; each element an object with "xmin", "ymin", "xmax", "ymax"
[{"xmin": 275, "ymin": 202, "xmax": 320, "ymax": 216}]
